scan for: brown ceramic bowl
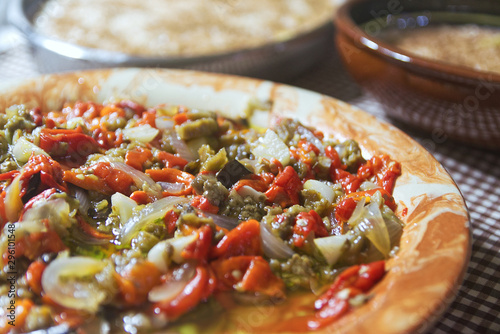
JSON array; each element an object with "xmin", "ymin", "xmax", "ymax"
[
  {"xmin": 334, "ymin": 0, "xmax": 500, "ymax": 150},
  {"xmin": 0, "ymin": 68, "xmax": 470, "ymax": 333}
]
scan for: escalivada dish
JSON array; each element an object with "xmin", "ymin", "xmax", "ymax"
[{"xmin": 0, "ymin": 69, "xmax": 470, "ymax": 334}]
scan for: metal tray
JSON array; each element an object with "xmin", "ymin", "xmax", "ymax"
[{"xmin": 8, "ymin": 0, "xmax": 336, "ymax": 80}]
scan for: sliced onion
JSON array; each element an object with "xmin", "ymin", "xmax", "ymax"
[
  {"xmin": 166, "ymin": 129, "xmax": 196, "ymax": 161},
  {"xmin": 21, "ymin": 197, "xmax": 72, "ymax": 235},
  {"xmin": 147, "ymin": 233, "xmax": 198, "ymax": 273},
  {"xmin": 201, "ymin": 212, "xmax": 239, "ymax": 230},
  {"xmin": 120, "ymin": 197, "xmax": 189, "ymax": 245},
  {"xmin": 346, "ymin": 197, "xmax": 366, "ymax": 227},
  {"xmin": 158, "ymin": 181, "xmax": 185, "ymax": 195},
  {"xmin": 148, "ymin": 279, "xmax": 188, "ymax": 303},
  {"xmin": 74, "ymin": 187, "xmax": 91, "ymax": 215},
  {"xmin": 359, "ymin": 181, "xmax": 379, "ymax": 192},
  {"xmin": 111, "ymin": 192, "xmax": 138, "ymax": 223},
  {"xmin": 122, "ymin": 124, "xmax": 159, "ymax": 143},
  {"xmin": 4, "ymin": 174, "xmax": 23, "ymax": 223},
  {"xmin": 357, "ymin": 202, "xmax": 390, "ymax": 257},
  {"xmin": 314, "ymin": 235, "xmax": 348, "ymax": 266},
  {"xmin": 155, "ymin": 116, "xmax": 175, "ymax": 130},
  {"xmin": 248, "ymin": 108, "xmax": 270, "ymax": 131},
  {"xmin": 260, "ymin": 223, "xmax": 294, "ymax": 260},
  {"xmin": 251, "ymin": 129, "xmax": 290, "ymax": 166},
  {"xmin": 41, "ymin": 256, "xmax": 108, "ymax": 313},
  {"xmin": 297, "ymin": 125, "xmax": 324, "ymax": 153},
  {"xmin": 11, "ymin": 221, "xmax": 47, "ymax": 238},
  {"xmin": 237, "ymin": 159, "xmax": 259, "ymax": 174},
  {"xmin": 236, "ymin": 185, "xmax": 265, "ymax": 202},
  {"xmin": 381, "ymin": 206, "xmax": 404, "ymax": 249},
  {"xmin": 303, "ymin": 180, "xmax": 335, "ymax": 204},
  {"xmin": 12, "ymin": 137, "xmax": 49, "ymax": 164},
  {"xmin": 102, "ymin": 158, "xmax": 162, "ymax": 199},
  {"xmin": 148, "ymin": 263, "xmax": 196, "ymax": 303}
]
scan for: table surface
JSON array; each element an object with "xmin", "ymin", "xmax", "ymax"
[{"xmin": 0, "ymin": 35, "xmax": 499, "ymax": 334}]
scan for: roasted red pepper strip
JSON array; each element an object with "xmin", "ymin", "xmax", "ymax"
[
  {"xmin": 39, "ymin": 127, "xmax": 100, "ymax": 163},
  {"xmin": 173, "ymin": 112, "xmax": 189, "ymax": 125},
  {"xmin": 77, "ymin": 217, "xmax": 112, "ymax": 240},
  {"xmin": 93, "ymin": 162, "xmax": 135, "ymax": 194},
  {"xmin": 357, "ymin": 155, "xmax": 401, "ymax": 194},
  {"xmin": 19, "ymin": 154, "xmax": 67, "ymax": 197},
  {"xmin": 210, "ymin": 255, "xmax": 285, "ymax": 298},
  {"xmin": 30, "ymin": 107, "xmax": 43, "ymax": 126},
  {"xmin": 63, "ymin": 169, "xmax": 111, "ymax": 195},
  {"xmin": 6, "ymin": 224, "xmax": 67, "ymax": 262},
  {"xmin": 136, "ymin": 110, "xmax": 157, "ymax": 127},
  {"xmin": 335, "ymin": 188, "xmax": 398, "ymax": 228},
  {"xmin": 130, "ymin": 190, "xmax": 153, "ymax": 205},
  {"xmin": 211, "ymin": 219, "xmax": 261, "ymax": 258},
  {"xmin": 239, "ymin": 256, "xmax": 286, "ymax": 298},
  {"xmin": 155, "ymin": 151, "xmax": 188, "ymax": 169},
  {"xmin": 152, "ymin": 265, "xmax": 215, "ymax": 320},
  {"xmin": 290, "ymin": 139, "xmax": 320, "ymax": 167},
  {"xmin": 182, "ymin": 225, "xmax": 213, "ymax": 262},
  {"xmin": 191, "ymin": 195, "xmax": 219, "ymax": 214},
  {"xmin": 0, "ymin": 170, "xmax": 19, "ymax": 181},
  {"xmin": 1, "ymin": 156, "xmax": 66, "ymax": 223},
  {"xmin": 335, "ymin": 197, "xmax": 357, "ymax": 225},
  {"xmin": 325, "ymin": 146, "xmax": 346, "ymax": 169},
  {"xmin": 293, "ymin": 210, "xmax": 329, "ymax": 248},
  {"xmin": 125, "ymin": 147, "xmax": 153, "ymax": 171},
  {"xmin": 19, "ymin": 188, "xmax": 57, "ymax": 221},
  {"xmin": 92, "ymin": 127, "xmax": 123, "ymax": 149},
  {"xmin": 114, "ymin": 261, "xmax": 162, "ymax": 307},
  {"xmin": 233, "ymin": 172, "xmax": 274, "ymax": 192},
  {"xmin": 265, "ymin": 166, "xmax": 302, "ymax": 207},
  {"xmin": 63, "ymin": 162, "xmax": 135, "ymax": 195},
  {"xmin": 326, "ymin": 146, "xmax": 362, "ymax": 194},
  {"xmin": 308, "ymin": 261, "xmax": 386, "ymax": 330},
  {"xmin": 164, "ymin": 210, "xmax": 179, "ymax": 235},
  {"xmin": 314, "ymin": 264, "xmax": 363, "ymax": 311},
  {"xmin": 332, "ymin": 169, "xmax": 361, "ymax": 194},
  {"xmin": 25, "ymin": 260, "xmax": 47, "ymax": 295},
  {"xmin": 145, "ymin": 168, "xmax": 194, "ymax": 196}
]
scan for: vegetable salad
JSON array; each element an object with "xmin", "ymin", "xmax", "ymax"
[{"xmin": 0, "ymin": 100, "xmax": 403, "ymax": 333}]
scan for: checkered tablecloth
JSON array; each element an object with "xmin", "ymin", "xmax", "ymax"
[{"xmin": 1, "ymin": 36, "xmax": 499, "ymax": 334}]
